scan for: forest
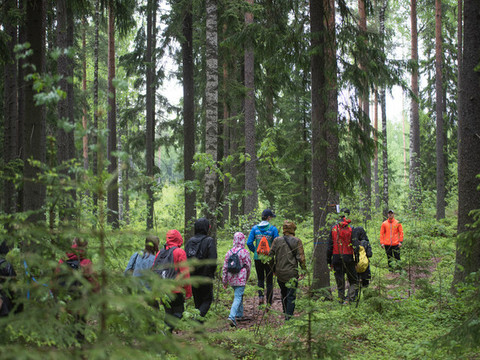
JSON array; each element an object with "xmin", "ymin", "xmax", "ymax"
[{"xmin": 0, "ymin": 0, "xmax": 479, "ymax": 358}]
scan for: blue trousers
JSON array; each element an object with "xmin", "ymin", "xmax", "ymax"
[{"xmin": 228, "ymin": 286, "xmax": 245, "ymax": 325}]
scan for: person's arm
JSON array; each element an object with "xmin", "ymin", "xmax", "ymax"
[
  {"xmin": 380, "ymin": 222, "xmax": 386, "ymax": 247},
  {"xmin": 244, "ymin": 250, "xmax": 252, "ymax": 280},
  {"xmin": 247, "ymin": 227, "xmax": 256, "ymax": 252},
  {"xmin": 296, "ymin": 239, "xmax": 306, "ymax": 270},
  {"xmin": 398, "ymin": 222, "xmax": 404, "ymax": 245},
  {"xmin": 268, "ymin": 238, "xmax": 278, "ymax": 257},
  {"xmin": 124, "ymin": 253, "xmax": 137, "ymax": 275},
  {"xmin": 221, "ymin": 251, "xmax": 229, "ymax": 287},
  {"xmin": 326, "ymin": 230, "xmax": 333, "ymax": 266}
]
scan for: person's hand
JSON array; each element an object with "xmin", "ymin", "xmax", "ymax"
[
  {"xmin": 329, "ymin": 264, "xmax": 333, "ymax": 272},
  {"xmin": 398, "ymin": 243, "xmax": 402, "ymax": 247},
  {"xmin": 381, "ymin": 244, "xmax": 385, "ymax": 248}
]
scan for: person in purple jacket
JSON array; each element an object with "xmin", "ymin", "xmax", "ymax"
[{"xmin": 222, "ymin": 232, "xmax": 251, "ymax": 328}]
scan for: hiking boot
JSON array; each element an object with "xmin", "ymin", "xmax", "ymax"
[
  {"xmin": 258, "ymin": 296, "xmax": 264, "ymax": 306},
  {"xmin": 228, "ymin": 318, "xmax": 236, "ymax": 328},
  {"xmin": 236, "ymin": 316, "xmax": 250, "ymax": 322}
]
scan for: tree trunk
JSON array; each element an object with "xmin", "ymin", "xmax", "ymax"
[
  {"xmin": 205, "ymin": 0, "xmax": 219, "ymax": 240},
  {"xmin": 93, "ymin": 0, "xmax": 100, "ymax": 213},
  {"xmin": 244, "ymin": 0, "xmax": 258, "ymax": 217},
  {"xmin": 311, "ymin": 0, "xmax": 330, "ymax": 291},
  {"xmin": 82, "ymin": 16, "xmax": 89, "ymax": 171},
  {"xmin": 435, "ymin": 0, "xmax": 445, "ymax": 220},
  {"xmin": 107, "ymin": 1, "xmax": 119, "ymax": 228},
  {"xmin": 221, "ymin": 25, "xmax": 230, "ymax": 226},
  {"xmin": 3, "ymin": 0, "xmax": 18, "ymax": 216},
  {"xmin": 409, "ymin": 0, "xmax": 421, "ymax": 211},
  {"xmin": 374, "ymin": 90, "xmax": 380, "ymax": 209},
  {"xmin": 56, "ymin": 0, "xmax": 76, "ymax": 221},
  {"xmin": 380, "ymin": 0, "xmax": 389, "ymax": 220},
  {"xmin": 453, "ymin": 0, "xmax": 480, "ymax": 286},
  {"xmin": 183, "ymin": 0, "xmax": 196, "ymax": 239},
  {"xmin": 23, "ymin": 0, "xmax": 46, "ymax": 224},
  {"xmin": 146, "ymin": 0, "xmax": 155, "ymax": 230},
  {"xmin": 358, "ymin": 0, "xmax": 371, "ymax": 221}
]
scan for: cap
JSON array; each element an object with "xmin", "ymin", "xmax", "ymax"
[
  {"xmin": 388, "ymin": 209, "xmax": 394, "ymax": 214},
  {"xmin": 340, "ymin": 208, "xmax": 350, "ymax": 216},
  {"xmin": 262, "ymin": 209, "xmax": 276, "ymax": 218}
]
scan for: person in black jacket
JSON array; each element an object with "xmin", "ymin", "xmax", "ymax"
[
  {"xmin": 184, "ymin": 218, "xmax": 217, "ymax": 319},
  {"xmin": 352, "ymin": 227, "xmax": 372, "ymax": 287}
]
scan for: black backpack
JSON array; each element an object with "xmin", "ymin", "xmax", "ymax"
[
  {"xmin": 57, "ymin": 258, "xmax": 82, "ymax": 299},
  {"xmin": 186, "ymin": 235, "xmax": 208, "ymax": 259},
  {"xmin": 153, "ymin": 247, "xmax": 178, "ymax": 279},
  {"xmin": 226, "ymin": 249, "xmax": 242, "ymax": 274}
]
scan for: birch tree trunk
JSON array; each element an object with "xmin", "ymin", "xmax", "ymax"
[{"xmin": 205, "ymin": 0, "xmax": 218, "ymax": 240}]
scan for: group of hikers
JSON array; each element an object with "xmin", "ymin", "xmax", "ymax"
[{"xmin": 0, "ymin": 207, "xmax": 404, "ymax": 334}]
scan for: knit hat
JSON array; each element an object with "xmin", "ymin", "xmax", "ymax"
[{"xmin": 283, "ymin": 220, "xmax": 297, "ymax": 236}]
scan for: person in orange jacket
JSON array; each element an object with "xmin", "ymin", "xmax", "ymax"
[{"xmin": 380, "ymin": 210, "xmax": 404, "ymax": 270}]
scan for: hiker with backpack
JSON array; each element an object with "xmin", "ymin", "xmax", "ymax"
[
  {"xmin": 247, "ymin": 209, "xmax": 279, "ymax": 307},
  {"xmin": 55, "ymin": 238, "xmax": 99, "ymax": 342},
  {"xmin": 352, "ymin": 227, "xmax": 372, "ymax": 287},
  {"xmin": 56, "ymin": 237, "xmax": 99, "ymax": 296},
  {"xmin": 152, "ymin": 229, "xmax": 192, "ymax": 331},
  {"xmin": 222, "ymin": 232, "xmax": 251, "ymax": 328},
  {"xmin": 124, "ymin": 235, "xmax": 159, "ymax": 290},
  {"xmin": 327, "ymin": 210, "xmax": 360, "ymax": 304},
  {"xmin": 184, "ymin": 218, "xmax": 217, "ymax": 319},
  {"xmin": 269, "ymin": 220, "xmax": 306, "ymax": 320}
]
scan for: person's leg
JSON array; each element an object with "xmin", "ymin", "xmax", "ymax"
[
  {"xmin": 235, "ymin": 286, "xmax": 245, "ymax": 318},
  {"xmin": 385, "ymin": 246, "xmax": 394, "ymax": 270},
  {"xmin": 265, "ymin": 262, "xmax": 274, "ymax": 305},
  {"xmin": 345, "ymin": 261, "xmax": 358, "ymax": 302},
  {"xmin": 333, "ymin": 263, "xmax": 346, "ymax": 303},
  {"xmin": 164, "ymin": 293, "xmax": 185, "ymax": 332},
  {"xmin": 277, "ymin": 280, "xmax": 288, "ymax": 315},
  {"xmin": 393, "ymin": 245, "xmax": 401, "ymax": 261},
  {"xmin": 254, "ymin": 259, "xmax": 265, "ymax": 303},
  {"xmin": 228, "ymin": 286, "xmax": 244, "ymax": 326},
  {"xmin": 284, "ymin": 279, "xmax": 298, "ymax": 320},
  {"xmin": 194, "ymin": 283, "xmax": 213, "ymax": 318}
]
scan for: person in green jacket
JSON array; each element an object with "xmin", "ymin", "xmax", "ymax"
[{"xmin": 269, "ymin": 220, "xmax": 306, "ymax": 320}]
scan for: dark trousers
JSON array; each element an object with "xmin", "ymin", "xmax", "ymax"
[
  {"xmin": 384, "ymin": 245, "xmax": 401, "ymax": 270},
  {"xmin": 254, "ymin": 259, "xmax": 273, "ymax": 305},
  {"xmin": 278, "ymin": 279, "xmax": 298, "ymax": 320},
  {"xmin": 333, "ymin": 260, "xmax": 358, "ymax": 302},
  {"xmin": 192, "ymin": 283, "xmax": 213, "ymax": 318},
  {"xmin": 164, "ymin": 293, "xmax": 184, "ymax": 331}
]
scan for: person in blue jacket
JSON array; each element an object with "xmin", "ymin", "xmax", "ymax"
[{"xmin": 247, "ymin": 209, "xmax": 279, "ymax": 306}]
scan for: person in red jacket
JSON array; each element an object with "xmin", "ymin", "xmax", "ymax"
[
  {"xmin": 153, "ymin": 229, "xmax": 192, "ymax": 331},
  {"xmin": 327, "ymin": 209, "xmax": 359, "ymax": 304},
  {"xmin": 380, "ymin": 210, "xmax": 404, "ymax": 270}
]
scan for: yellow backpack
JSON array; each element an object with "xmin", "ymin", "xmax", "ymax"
[{"xmin": 355, "ymin": 245, "xmax": 369, "ymax": 273}]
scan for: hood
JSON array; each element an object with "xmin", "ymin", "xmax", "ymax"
[
  {"xmin": 194, "ymin": 218, "xmax": 210, "ymax": 235},
  {"xmin": 339, "ymin": 218, "xmax": 351, "ymax": 228},
  {"xmin": 66, "ymin": 243, "xmax": 84, "ymax": 260},
  {"xmin": 233, "ymin": 232, "xmax": 246, "ymax": 248},
  {"xmin": 166, "ymin": 229, "xmax": 184, "ymax": 248},
  {"xmin": 257, "ymin": 221, "xmax": 270, "ymax": 229}
]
